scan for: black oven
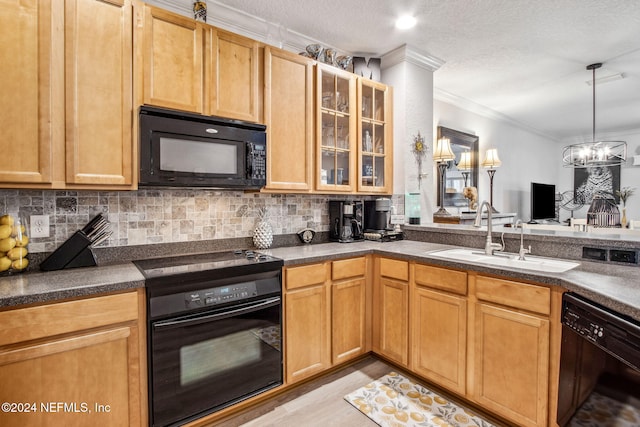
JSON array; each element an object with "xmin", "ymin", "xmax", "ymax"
[
  {"xmin": 557, "ymin": 292, "xmax": 640, "ymax": 426},
  {"xmin": 135, "ymin": 251, "xmax": 284, "ymax": 427}
]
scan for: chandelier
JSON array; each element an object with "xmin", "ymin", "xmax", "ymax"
[{"xmin": 562, "ymin": 63, "xmax": 627, "ymax": 168}]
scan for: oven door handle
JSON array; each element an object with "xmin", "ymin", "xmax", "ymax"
[{"xmin": 153, "ymin": 297, "xmax": 281, "ymax": 330}]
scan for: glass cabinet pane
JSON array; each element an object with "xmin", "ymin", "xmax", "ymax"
[
  {"xmin": 319, "ymin": 66, "xmax": 354, "ymax": 190},
  {"xmin": 322, "ymin": 112, "xmax": 335, "ymax": 147},
  {"xmin": 374, "ymin": 123, "xmax": 384, "ymax": 154},
  {"xmin": 359, "ymin": 81, "xmax": 388, "ymax": 191},
  {"xmin": 362, "ymin": 85, "xmax": 373, "ymax": 119},
  {"xmin": 374, "ymin": 88, "xmax": 385, "ymax": 121},
  {"xmin": 321, "ymin": 73, "xmax": 335, "ymax": 109},
  {"xmin": 321, "ymin": 149, "xmax": 335, "ymax": 185},
  {"xmin": 374, "ymin": 156, "xmax": 385, "ymax": 186},
  {"xmin": 362, "ymin": 122, "xmax": 373, "ymax": 152},
  {"xmin": 336, "ymin": 77, "xmax": 350, "ymax": 113},
  {"xmin": 336, "ymin": 115, "xmax": 349, "ymax": 149}
]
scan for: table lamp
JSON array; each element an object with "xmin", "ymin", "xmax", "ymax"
[
  {"xmin": 433, "ymin": 137, "xmax": 455, "ymax": 216},
  {"xmin": 481, "ymin": 148, "xmax": 501, "ymax": 213}
]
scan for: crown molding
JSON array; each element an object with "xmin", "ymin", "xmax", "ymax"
[
  {"xmin": 143, "ymin": 0, "xmax": 338, "ymax": 55},
  {"xmin": 381, "ymin": 44, "xmax": 445, "ymax": 72},
  {"xmin": 434, "ymin": 87, "xmax": 560, "ymax": 142}
]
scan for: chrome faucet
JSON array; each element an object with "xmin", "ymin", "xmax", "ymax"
[
  {"xmin": 474, "ymin": 200, "xmax": 504, "ymax": 256},
  {"xmin": 514, "ymin": 219, "xmax": 531, "ymax": 260}
]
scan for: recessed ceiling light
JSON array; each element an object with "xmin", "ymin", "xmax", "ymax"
[{"xmin": 396, "ymin": 15, "xmax": 416, "ymax": 30}]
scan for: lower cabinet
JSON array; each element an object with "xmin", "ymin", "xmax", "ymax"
[
  {"xmin": 284, "ymin": 262, "xmax": 331, "ymax": 383},
  {"xmin": 0, "ymin": 290, "xmax": 146, "ymax": 427},
  {"xmin": 469, "ymin": 275, "xmax": 555, "ymax": 427},
  {"xmin": 411, "ymin": 264, "xmax": 467, "ymax": 395},
  {"xmin": 373, "ymin": 257, "xmax": 409, "ymax": 366},
  {"xmin": 406, "ymin": 261, "xmax": 561, "ymax": 427},
  {"xmin": 331, "ymin": 257, "xmax": 368, "ymax": 365},
  {"xmin": 284, "ymin": 256, "xmax": 369, "ymax": 384}
]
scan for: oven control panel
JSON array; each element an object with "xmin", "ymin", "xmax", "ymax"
[{"xmin": 185, "ymin": 282, "xmax": 258, "ymax": 308}]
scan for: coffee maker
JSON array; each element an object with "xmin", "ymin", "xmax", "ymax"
[
  {"xmin": 364, "ymin": 198, "xmax": 404, "ymax": 241},
  {"xmin": 329, "ymin": 201, "xmax": 364, "ymax": 243},
  {"xmin": 364, "ymin": 198, "xmax": 391, "ymax": 231}
]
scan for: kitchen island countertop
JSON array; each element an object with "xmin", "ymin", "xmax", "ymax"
[{"xmin": 0, "ymin": 240, "xmax": 638, "ymax": 322}]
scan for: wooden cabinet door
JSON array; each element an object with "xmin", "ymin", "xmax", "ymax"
[
  {"xmin": 332, "ymin": 277, "xmax": 366, "ymax": 364},
  {"xmin": 209, "ymin": 29, "xmax": 260, "ymax": 122},
  {"xmin": 0, "ymin": 324, "xmax": 142, "ymax": 426},
  {"xmin": 263, "ymin": 47, "xmax": 314, "ymax": 192},
  {"xmin": 284, "ymin": 284, "xmax": 330, "ymax": 384},
  {"xmin": 412, "ymin": 286, "xmax": 467, "ymax": 395},
  {"xmin": 0, "ymin": 291, "xmax": 145, "ymax": 427},
  {"xmin": 141, "ymin": 5, "xmax": 204, "ymax": 113},
  {"xmin": 0, "ymin": 0, "xmax": 57, "ymax": 184},
  {"xmin": 316, "ymin": 63, "xmax": 357, "ymax": 192},
  {"xmin": 374, "ymin": 277, "xmax": 408, "ymax": 366},
  {"xmin": 357, "ymin": 78, "xmax": 392, "ymax": 193},
  {"xmin": 472, "ymin": 302, "xmax": 550, "ymax": 427},
  {"xmin": 65, "ymin": 0, "xmax": 133, "ymax": 186}
]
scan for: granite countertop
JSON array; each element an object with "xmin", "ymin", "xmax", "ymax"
[
  {"xmin": 0, "ymin": 263, "xmax": 144, "ymax": 308},
  {"xmin": 264, "ymin": 240, "xmax": 640, "ymax": 321},
  {"xmin": 1, "ymin": 240, "xmax": 638, "ymax": 323}
]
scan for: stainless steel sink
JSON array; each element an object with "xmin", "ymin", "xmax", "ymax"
[{"xmin": 427, "ymin": 248, "xmax": 580, "ymax": 273}]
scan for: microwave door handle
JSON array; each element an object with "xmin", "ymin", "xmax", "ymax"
[{"xmin": 152, "ymin": 297, "xmax": 281, "ymax": 331}]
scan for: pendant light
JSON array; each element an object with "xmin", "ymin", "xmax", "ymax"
[{"xmin": 562, "ymin": 63, "xmax": 627, "ymax": 168}]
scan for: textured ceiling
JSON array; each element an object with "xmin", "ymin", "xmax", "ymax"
[{"xmin": 212, "ymin": 0, "xmax": 640, "ymax": 142}]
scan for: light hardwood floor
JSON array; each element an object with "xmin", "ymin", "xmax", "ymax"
[{"xmin": 215, "ymin": 356, "xmax": 389, "ymax": 426}]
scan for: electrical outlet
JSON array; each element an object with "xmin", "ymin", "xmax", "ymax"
[{"xmin": 30, "ymin": 215, "xmax": 50, "ymax": 238}]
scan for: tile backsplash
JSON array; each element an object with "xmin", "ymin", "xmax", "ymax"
[{"xmin": 0, "ymin": 189, "xmax": 403, "ymax": 253}]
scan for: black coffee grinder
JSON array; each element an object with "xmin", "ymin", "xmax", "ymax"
[{"xmin": 329, "ymin": 201, "xmax": 364, "ymax": 243}]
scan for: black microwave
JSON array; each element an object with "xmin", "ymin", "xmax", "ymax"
[{"xmin": 139, "ymin": 106, "xmax": 267, "ymax": 189}]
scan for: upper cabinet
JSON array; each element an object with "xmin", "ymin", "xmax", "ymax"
[
  {"xmin": 263, "ymin": 47, "xmax": 314, "ymax": 192},
  {"xmin": 316, "ymin": 63, "xmax": 357, "ymax": 192},
  {"xmin": 66, "ymin": 0, "xmax": 133, "ymax": 186},
  {"xmin": 140, "ymin": 6, "xmax": 204, "ymax": 113},
  {"xmin": 0, "ymin": 0, "xmax": 56, "ymax": 185},
  {"xmin": 209, "ymin": 29, "xmax": 261, "ymax": 122},
  {"xmin": 138, "ymin": 3, "xmax": 261, "ymax": 122},
  {"xmin": 0, "ymin": 0, "xmax": 134, "ymax": 189},
  {"xmin": 358, "ymin": 79, "xmax": 392, "ymax": 193}
]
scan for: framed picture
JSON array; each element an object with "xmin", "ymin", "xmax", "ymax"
[{"xmin": 574, "ymin": 165, "xmax": 620, "ymax": 205}]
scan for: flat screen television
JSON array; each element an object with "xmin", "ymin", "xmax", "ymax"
[{"xmin": 530, "ymin": 182, "xmax": 557, "ymax": 222}]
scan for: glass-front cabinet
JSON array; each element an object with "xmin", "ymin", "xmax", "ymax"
[
  {"xmin": 316, "ymin": 64, "xmax": 356, "ymax": 192},
  {"xmin": 358, "ymin": 79, "xmax": 392, "ymax": 193}
]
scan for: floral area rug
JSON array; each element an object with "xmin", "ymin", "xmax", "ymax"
[
  {"xmin": 568, "ymin": 391, "xmax": 640, "ymax": 426},
  {"xmin": 344, "ymin": 372, "xmax": 496, "ymax": 427}
]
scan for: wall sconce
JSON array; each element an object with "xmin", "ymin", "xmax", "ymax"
[
  {"xmin": 433, "ymin": 137, "xmax": 455, "ymax": 216},
  {"xmin": 481, "ymin": 148, "xmax": 502, "ymax": 213}
]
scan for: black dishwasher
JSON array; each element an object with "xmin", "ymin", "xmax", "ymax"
[{"xmin": 557, "ymin": 292, "xmax": 640, "ymax": 426}]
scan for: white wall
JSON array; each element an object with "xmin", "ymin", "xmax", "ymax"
[
  {"xmin": 434, "ymin": 100, "xmax": 559, "ymax": 221},
  {"xmin": 382, "ymin": 46, "xmax": 440, "ymax": 221}
]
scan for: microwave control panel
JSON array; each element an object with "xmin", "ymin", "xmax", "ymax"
[{"xmin": 248, "ymin": 142, "xmax": 266, "ymax": 181}]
